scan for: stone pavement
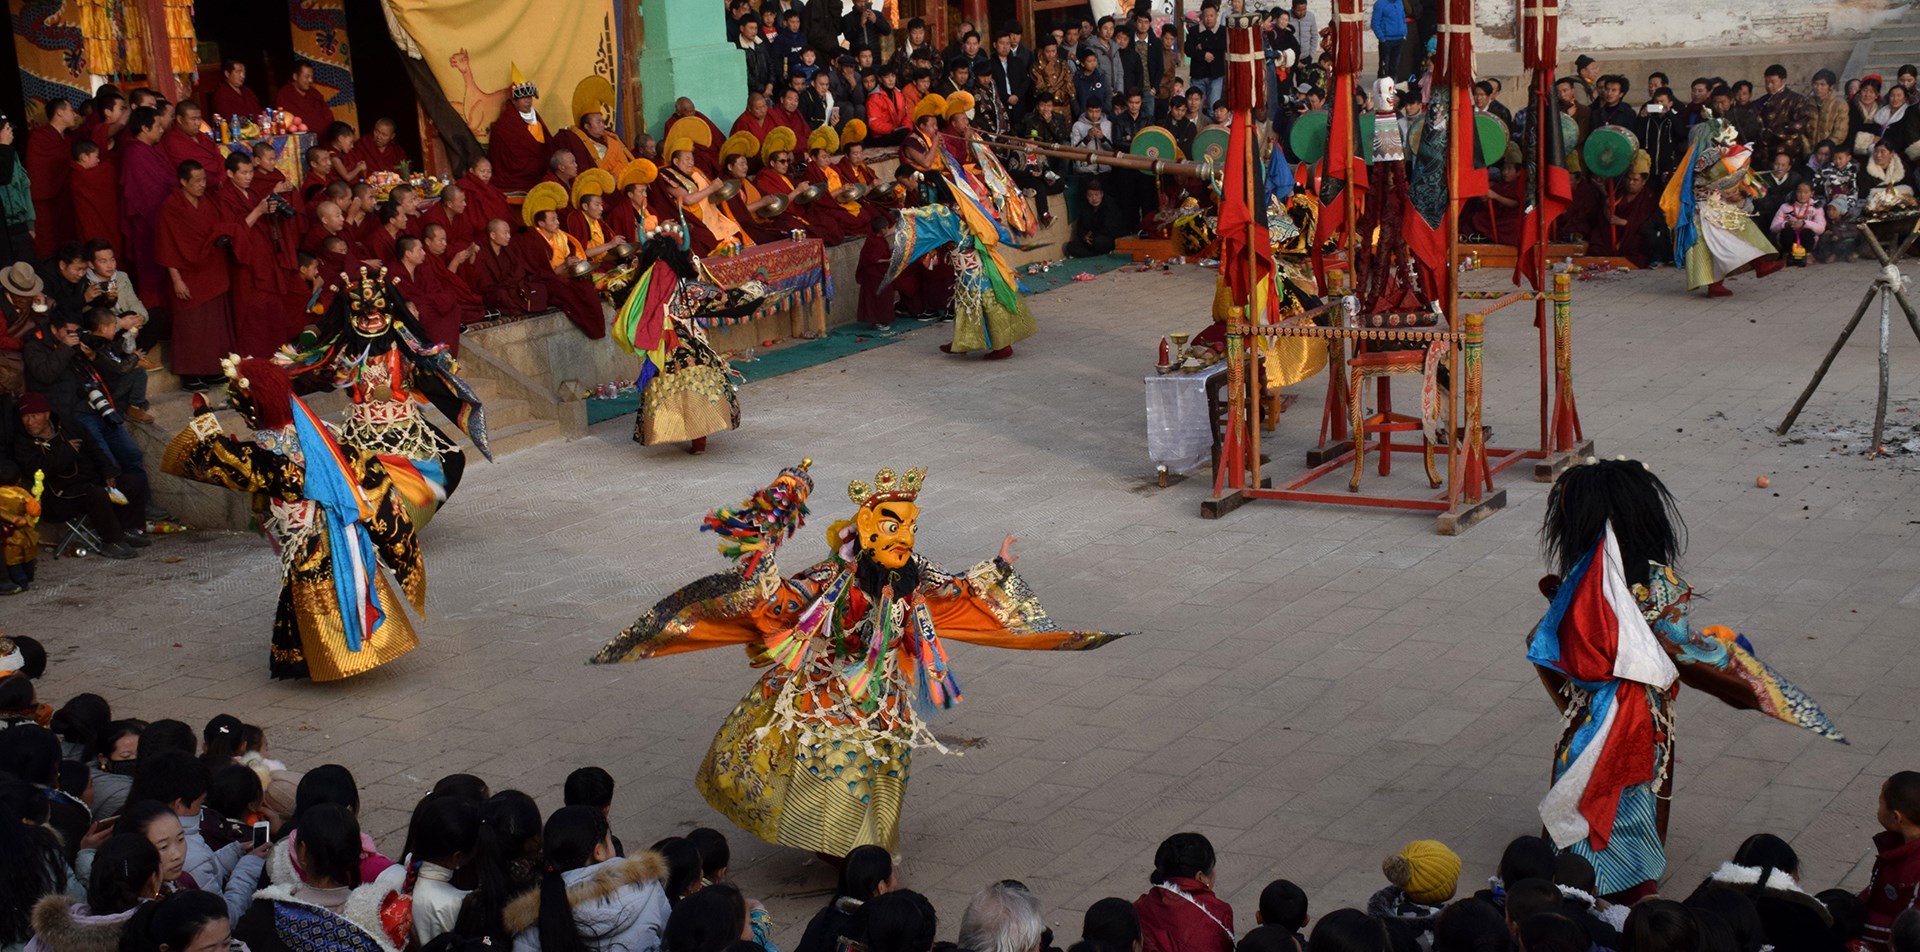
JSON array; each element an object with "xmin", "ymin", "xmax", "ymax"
[{"xmin": 15, "ymin": 254, "xmax": 1920, "ymax": 942}]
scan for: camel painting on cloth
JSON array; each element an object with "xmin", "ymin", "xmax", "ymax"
[{"xmin": 384, "ymin": 0, "xmax": 622, "ymax": 143}]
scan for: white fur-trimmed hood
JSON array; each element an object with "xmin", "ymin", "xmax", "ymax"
[{"xmin": 1705, "ymin": 862, "xmax": 1833, "ymax": 925}]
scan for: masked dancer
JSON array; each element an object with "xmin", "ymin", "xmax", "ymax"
[
  {"xmin": 589, "ymin": 461, "xmax": 1125, "ymax": 855},
  {"xmin": 277, "ymin": 267, "xmax": 491, "ymax": 527},
  {"xmin": 162, "ymin": 355, "xmax": 424, "ymax": 680}
]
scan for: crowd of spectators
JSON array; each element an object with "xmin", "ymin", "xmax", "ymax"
[
  {"xmin": 0, "ymin": 54, "xmax": 688, "ymax": 570},
  {"xmin": 0, "ymin": 641, "xmax": 1917, "ymax": 952}
]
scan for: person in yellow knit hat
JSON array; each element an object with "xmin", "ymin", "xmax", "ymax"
[{"xmin": 1370, "ymin": 839, "xmax": 1461, "ymax": 946}]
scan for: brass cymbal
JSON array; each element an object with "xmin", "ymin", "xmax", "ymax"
[
  {"xmin": 751, "ymin": 193, "xmax": 791, "ymax": 218},
  {"xmin": 711, "ymin": 179, "xmax": 742, "ymax": 203},
  {"xmin": 792, "ymin": 182, "xmax": 827, "ymax": 204}
]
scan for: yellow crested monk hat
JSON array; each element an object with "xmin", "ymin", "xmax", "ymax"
[
  {"xmin": 840, "ymin": 119, "xmax": 867, "ymax": 151},
  {"xmin": 719, "ymin": 131, "xmax": 760, "ymax": 165},
  {"xmin": 761, "ymin": 125, "xmax": 797, "ymax": 164},
  {"xmin": 618, "ymin": 159, "xmax": 659, "ymax": 190},
  {"xmin": 667, "ymin": 116, "xmax": 714, "ymax": 151},
  {"xmin": 572, "ymin": 74, "xmax": 615, "ymax": 125},
  {"xmin": 570, "ymin": 167, "xmax": 616, "ymax": 206},
  {"xmin": 911, "ymin": 93, "xmax": 947, "ymax": 124},
  {"xmin": 522, "ymin": 181, "xmax": 569, "ymax": 226},
  {"xmin": 1629, "ymin": 149, "xmax": 1652, "ymax": 176},
  {"xmin": 808, "ymin": 125, "xmax": 839, "ymax": 154},
  {"xmin": 664, "ymin": 135, "xmax": 695, "ymax": 160},
  {"xmin": 943, "ymin": 90, "xmax": 975, "ymax": 120}
]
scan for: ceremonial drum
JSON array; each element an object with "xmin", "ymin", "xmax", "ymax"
[
  {"xmin": 1476, "ymin": 113, "xmax": 1510, "ymax": 167},
  {"xmin": 1193, "ymin": 127, "xmax": 1231, "ymax": 168},
  {"xmin": 1583, "ymin": 124, "xmax": 1640, "ymax": 178},
  {"xmin": 1559, "ymin": 112, "xmax": 1583, "ymax": 151},
  {"xmin": 1290, "ymin": 111, "xmax": 1331, "ymax": 163},
  {"xmin": 1288, "ymin": 111, "xmax": 1381, "ymax": 165},
  {"xmin": 1129, "ymin": 125, "xmax": 1183, "ymax": 173}
]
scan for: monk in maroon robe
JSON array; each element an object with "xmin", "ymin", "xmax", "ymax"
[
  {"xmin": 488, "ymin": 91, "xmax": 554, "ymax": 197},
  {"xmin": 154, "ymin": 165, "xmax": 236, "ymax": 378},
  {"xmin": 511, "ymin": 210, "xmax": 606, "ymax": 338},
  {"xmin": 205, "ymin": 61, "xmax": 264, "ymax": 122},
  {"xmin": 421, "ymin": 223, "xmax": 484, "ymax": 310},
  {"xmin": 275, "ymin": 63, "xmax": 335, "ymax": 133},
  {"xmin": 365, "ymin": 205, "xmax": 407, "ymax": 265},
  {"xmin": 390, "ymin": 235, "xmax": 480, "ymax": 353},
  {"xmin": 1585, "ymin": 172, "xmax": 1659, "ymax": 268},
  {"xmin": 301, "ymin": 201, "xmax": 379, "ymax": 269},
  {"xmin": 456, "ymin": 161, "xmax": 513, "ymax": 233},
  {"xmin": 607, "ymin": 183, "xmax": 658, "ymax": 243},
  {"xmin": 162, "ymin": 104, "xmax": 228, "ymax": 191},
  {"xmin": 216, "ymin": 153, "xmax": 298, "ymax": 358},
  {"xmin": 349, "ymin": 118, "xmax": 409, "ymax": 176},
  {"xmin": 420, "ymin": 185, "xmax": 482, "ymax": 251},
  {"xmin": 118, "ymin": 116, "xmax": 176, "ymax": 308},
  {"xmin": 855, "ymin": 216, "xmax": 906, "ymax": 325},
  {"xmin": 731, "ymin": 94, "xmax": 783, "ymax": 142},
  {"xmin": 75, "ymin": 91, "xmax": 129, "ymax": 172},
  {"xmin": 70, "ymin": 144, "xmax": 120, "ymax": 251},
  {"xmin": 26, "ymin": 103, "xmax": 80, "ymax": 255},
  {"xmin": 756, "ymin": 154, "xmax": 842, "ymax": 243},
  {"xmin": 468, "ymin": 219, "xmax": 548, "ymax": 315}
]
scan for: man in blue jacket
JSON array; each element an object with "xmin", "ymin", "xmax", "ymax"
[{"xmin": 1372, "ymin": 0, "xmax": 1408, "ymax": 79}]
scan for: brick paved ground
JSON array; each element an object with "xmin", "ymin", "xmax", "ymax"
[{"xmin": 18, "ymin": 254, "xmax": 1920, "ymax": 942}]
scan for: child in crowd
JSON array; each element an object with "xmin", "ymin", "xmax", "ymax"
[
  {"xmin": 1135, "ymin": 833, "xmax": 1233, "ymax": 952},
  {"xmin": 1769, "ymin": 181, "xmax": 1826, "ymax": 265},
  {"xmin": 687, "ymin": 827, "xmax": 730, "ymax": 886},
  {"xmin": 0, "ymin": 487, "xmax": 39, "ymax": 596},
  {"xmin": 1551, "ymin": 852, "xmax": 1625, "ymax": 941},
  {"xmin": 1368, "ymin": 840, "xmax": 1458, "ymax": 947},
  {"xmin": 373, "ymin": 794, "xmax": 481, "ymax": 947},
  {"xmin": 563, "ymin": 766, "xmax": 624, "ymax": 858},
  {"xmin": 1863, "ymin": 772, "xmax": 1920, "ymax": 951},
  {"xmin": 0, "ymin": 635, "xmax": 46, "ymax": 681},
  {"xmin": 1251, "ymin": 880, "xmax": 1308, "ymax": 952},
  {"xmin": 0, "ymin": 673, "xmax": 50, "ymax": 729}
]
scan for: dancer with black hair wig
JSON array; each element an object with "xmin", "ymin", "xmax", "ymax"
[
  {"xmin": 610, "ymin": 227, "xmax": 767, "ymax": 454},
  {"xmin": 160, "ymin": 355, "xmax": 425, "ymax": 681},
  {"xmin": 1528, "ymin": 458, "xmax": 1843, "ymax": 902}
]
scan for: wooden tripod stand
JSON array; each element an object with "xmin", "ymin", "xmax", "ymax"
[{"xmin": 1776, "ymin": 225, "xmax": 1920, "ymax": 455}]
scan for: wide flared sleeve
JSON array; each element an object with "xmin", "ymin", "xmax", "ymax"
[
  {"xmin": 160, "ymin": 413, "xmax": 305, "ymax": 498},
  {"xmin": 359, "ymin": 457, "xmax": 426, "ymax": 612},
  {"xmin": 590, "ymin": 564, "xmax": 824, "ymax": 664},
  {"xmin": 1644, "ymin": 565, "xmax": 1845, "ymax": 742},
  {"xmin": 921, "ymin": 558, "xmax": 1129, "ymax": 651}
]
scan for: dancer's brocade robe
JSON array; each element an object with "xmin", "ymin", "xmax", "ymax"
[
  {"xmin": 162, "ymin": 417, "xmax": 424, "ymax": 681},
  {"xmin": 591, "ymin": 552, "xmax": 1123, "ymax": 855}
]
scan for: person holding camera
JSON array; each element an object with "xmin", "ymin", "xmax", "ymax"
[
  {"xmin": 82, "ymin": 306, "xmax": 154, "ymax": 425},
  {"xmin": 39, "ymin": 242, "xmax": 109, "ymax": 323},
  {"xmin": 23, "ymin": 310, "xmax": 146, "ymax": 478}
]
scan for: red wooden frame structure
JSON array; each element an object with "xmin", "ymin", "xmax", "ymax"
[{"xmin": 1201, "ymin": 0, "xmax": 1592, "ymax": 533}]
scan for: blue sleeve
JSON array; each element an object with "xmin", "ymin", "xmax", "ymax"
[{"xmin": 222, "ymin": 852, "xmax": 267, "ymax": 924}]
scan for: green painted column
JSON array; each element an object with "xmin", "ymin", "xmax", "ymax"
[{"xmin": 637, "ymin": 0, "xmax": 746, "ymax": 139}]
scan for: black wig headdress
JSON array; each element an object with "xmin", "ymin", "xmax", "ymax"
[{"xmin": 1542, "ymin": 458, "xmax": 1686, "ymax": 586}]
